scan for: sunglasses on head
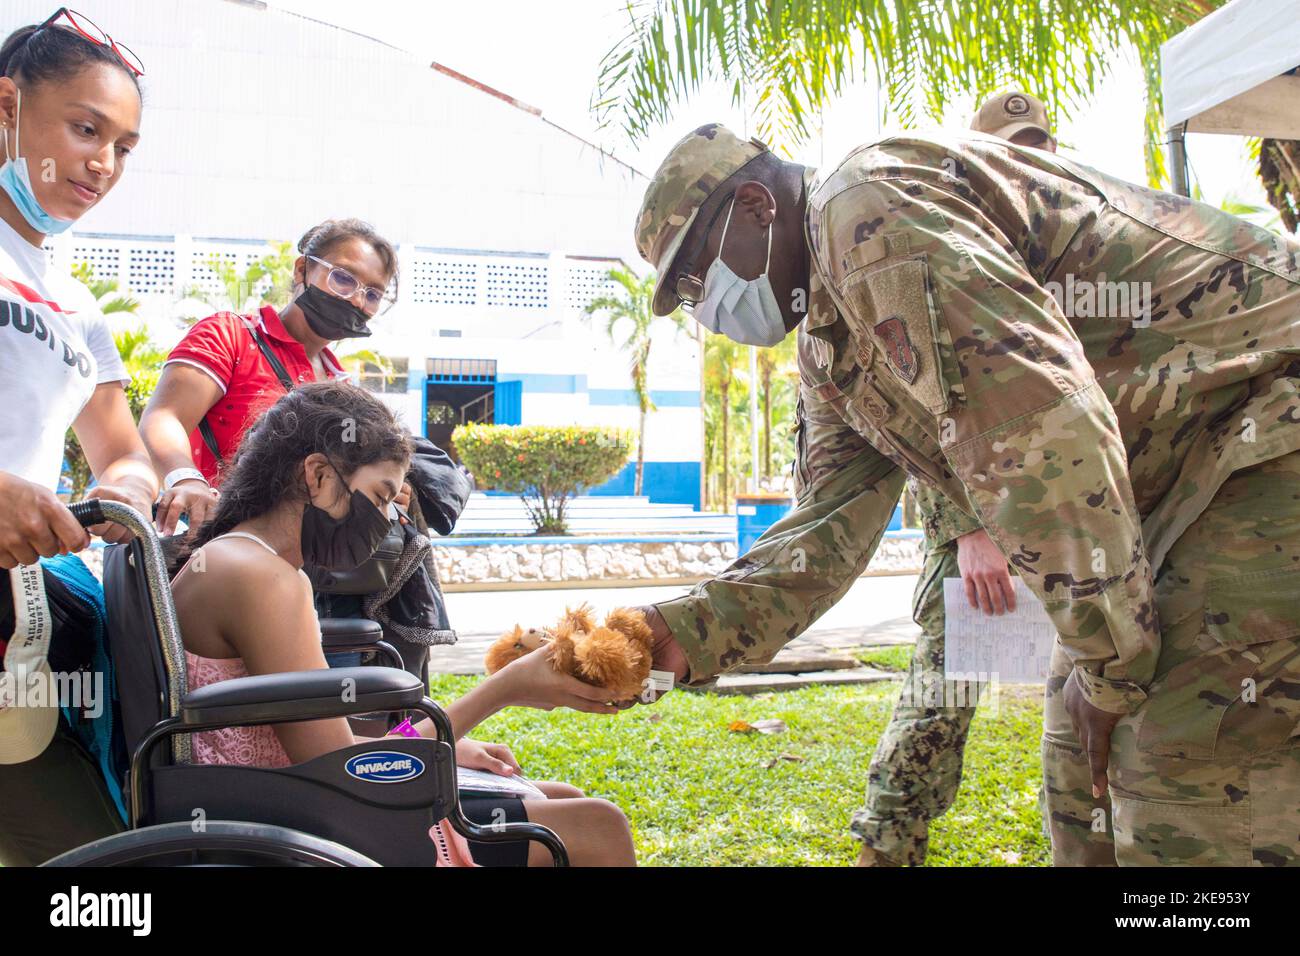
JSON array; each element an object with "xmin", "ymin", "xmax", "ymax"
[{"xmin": 32, "ymin": 8, "xmax": 145, "ymax": 77}]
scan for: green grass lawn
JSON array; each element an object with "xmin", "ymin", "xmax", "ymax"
[
  {"xmin": 431, "ymin": 674, "xmax": 1051, "ymax": 866},
  {"xmin": 854, "ymin": 644, "xmax": 914, "ymax": 672}
]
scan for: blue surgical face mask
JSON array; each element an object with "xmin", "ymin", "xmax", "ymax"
[
  {"xmin": 1, "ymin": 89, "xmax": 75, "ymax": 236},
  {"xmin": 690, "ymin": 198, "xmax": 787, "ymax": 347}
]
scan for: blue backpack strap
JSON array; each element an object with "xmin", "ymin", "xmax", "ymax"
[{"xmin": 41, "ymin": 552, "xmax": 128, "ymax": 823}]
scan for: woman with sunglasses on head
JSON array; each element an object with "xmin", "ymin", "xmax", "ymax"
[
  {"xmin": 140, "ymin": 217, "xmax": 406, "ymax": 534},
  {"xmin": 0, "ymin": 9, "xmax": 155, "ymax": 865}
]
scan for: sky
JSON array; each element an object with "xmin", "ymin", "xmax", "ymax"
[{"xmin": 269, "ymin": 0, "xmax": 1272, "ymax": 220}]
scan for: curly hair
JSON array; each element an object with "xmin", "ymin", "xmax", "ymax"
[{"xmin": 189, "ymin": 381, "xmax": 411, "ymax": 550}]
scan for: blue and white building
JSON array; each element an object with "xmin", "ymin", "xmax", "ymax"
[{"xmin": 24, "ymin": 0, "xmax": 705, "ymax": 507}]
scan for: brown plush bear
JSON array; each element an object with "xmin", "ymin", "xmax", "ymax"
[{"xmin": 484, "ymin": 604, "xmax": 654, "ymax": 700}]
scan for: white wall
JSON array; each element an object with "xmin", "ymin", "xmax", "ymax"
[{"xmin": 8, "ymin": 0, "xmax": 647, "ymax": 261}]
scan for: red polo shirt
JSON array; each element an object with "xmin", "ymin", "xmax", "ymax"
[{"xmin": 165, "ymin": 305, "xmax": 347, "ymax": 485}]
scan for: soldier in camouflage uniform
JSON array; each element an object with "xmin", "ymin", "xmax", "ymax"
[
  {"xmin": 852, "ymin": 91, "xmax": 1075, "ymax": 867},
  {"xmin": 849, "ymin": 92, "xmax": 1121, "ymax": 867},
  {"xmin": 633, "ymin": 121, "xmax": 1300, "ymax": 866}
]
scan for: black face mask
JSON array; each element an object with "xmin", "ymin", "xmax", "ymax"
[
  {"xmin": 295, "ymin": 282, "xmax": 373, "ymax": 340},
  {"xmin": 301, "ymin": 481, "xmax": 392, "ymax": 571}
]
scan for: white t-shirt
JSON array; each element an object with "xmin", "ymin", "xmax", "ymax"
[{"xmin": 0, "ymin": 218, "xmax": 128, "ymax": 491}]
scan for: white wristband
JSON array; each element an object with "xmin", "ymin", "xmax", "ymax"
[{"xmin": 163, "ymin": 467, "xmax": 209, "ymax": 492}]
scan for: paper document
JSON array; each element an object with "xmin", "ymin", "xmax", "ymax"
[
  {"xmin": 942, "ymin": 578, "xmax": 1055, "ymax": 684},
  {"xmin": 457, "ymin": 767, "xmax": 548, "ymax": 801}
]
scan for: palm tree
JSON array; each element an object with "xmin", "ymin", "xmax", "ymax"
[
  {"xmin": 178, "ymin": 240, "xmax": 297, "ymax": 324},
  {"xmin": 71, "ymin": 262, "xmax": 139, "ymax": 316},
  {"xmin": 111, "ymin": 326, "xmax": 169, "ymax": 416},
  {"xmin": 703, "ymin": 333, "xmax": 747, "ymax": 508},
  {"xmin": 755, "ymin": 332, "xmax": 798, "ymax": 478},
  {"xmin": 1258, "ymin": 139, "xmax": 1299, "ymax": 233},
  {"xmin": 584, "ymin": 268, "xmax": 690, "ymax": 495},
  {"xmin": 335, "ymin": 348, "xmax": 398, "ymax": 391},
  {"xmin": 593, "ymin": 0, "xmax": 1223, "ymax": 187},
  {"xmin": 64, "ymin": 267, "xmax": 165, "ymax": 498}
]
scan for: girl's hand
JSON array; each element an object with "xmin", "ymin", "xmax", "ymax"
[
  {"xmin": 395, "ymin": 482, "xmax": 413, "ymax": 522},
  {"xmin": 155, "ymin": 479, "xmax": 219, "ymax": 537},
  {"xmin": 457, "ymin": 738, "xmax": 521, "ymax": 776},
  {"xmin": 495, "ymin": 645, "xmax": 623, "ymax": 715}
]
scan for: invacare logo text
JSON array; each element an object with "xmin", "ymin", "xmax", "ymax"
[{"xmin": 49, "ymin": 886, "xmax": 151, "ymax": 936}]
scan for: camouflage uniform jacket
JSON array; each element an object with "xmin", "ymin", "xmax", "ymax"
[{"xmin": 657, "ymin": 131, "xmax": 1300, "ymax": 713}]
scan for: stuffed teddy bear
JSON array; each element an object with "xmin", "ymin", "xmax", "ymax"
[{"xmin": 484, "ymin": 604, "xmax": 654, "ymax": 700}]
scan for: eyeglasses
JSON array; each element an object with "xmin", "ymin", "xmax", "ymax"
[
  {"xmin": 675, "ymin": 274, "xmax": 705, "ymax": 313},
  {"xmin": 35, "ymin": 8, "xmax": 145, "ymax": 77},
  {"xmin": 673, "ymin": 191, "xmax": 736, "ymax": 312},
  {"xmin": 306, "ymin": 255, "xmax": 394, "ymax": 316}
]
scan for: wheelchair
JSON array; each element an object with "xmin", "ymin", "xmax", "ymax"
[{"xmin": 41, "ymin": 499, "xmax": 568, "ymax": 867}]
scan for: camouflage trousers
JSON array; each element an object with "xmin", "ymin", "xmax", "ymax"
[
  {"xmin": 1044, "ymin": 450, "xmax": 1300, "ymax": 866},
  {"xmin": 850, "ymin": 545, "xmax": 986, "ymax": 865}
]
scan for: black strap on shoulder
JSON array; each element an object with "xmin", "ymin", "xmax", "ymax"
[
  {"xmin": 249, "ymin": 325, "xmax": 296, "ymax": 392},
  {"xmin": 198, "ymin": 319, "xmax": 297, "ymax": 468},
  {"xmin": 198, "ymin": 417, "xmax": 222, "ymax": 463}
]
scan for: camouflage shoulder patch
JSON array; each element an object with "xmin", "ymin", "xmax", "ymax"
[{"xmin": 874, "ymin": 316, "xmax": 919, "ymax": 384}]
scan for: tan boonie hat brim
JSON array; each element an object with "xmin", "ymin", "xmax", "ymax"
[
  {"xmin": 650, "ymin": 205, "xmax": 701, "ymax": 317},
  {"xmin": 0, "ymin": 564, "xmax": 59, "ymax": 765},
  {"xmin": 634, "ymin": 124, "xmax": 767, "ymax": 316},
  {"xmin": 0, "ymin": 662, "xmax": 59, "ymax": 765},
  {"xmin": 989, "ymin": 119, "xmax": 1055, "ymax": 147}
]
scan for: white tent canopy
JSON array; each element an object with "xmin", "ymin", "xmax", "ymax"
[{"xmin": 1161, "ymin": 0, "xmax": 1300, "ymax": 138}]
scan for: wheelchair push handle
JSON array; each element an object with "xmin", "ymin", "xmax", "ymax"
[
  {"xmin": 68, "ymin": 498, "xmax": 106, "ymax": 529},
  {"xmin": 68, "ymin": 498, "xmax": 160, "ymax": 544}
]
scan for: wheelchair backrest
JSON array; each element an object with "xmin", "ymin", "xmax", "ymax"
[{"xmin": 101, "ymin": 537, "xmax": 190, "ymax": 765}]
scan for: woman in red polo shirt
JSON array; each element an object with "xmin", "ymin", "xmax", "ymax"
[{"xmin": 141, "ymin": 218, "xmax": 398, "ymax": 535}]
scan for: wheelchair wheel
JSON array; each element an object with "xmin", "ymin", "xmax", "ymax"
[{"xmin": 41, "ymin": 821, "xmax": 381, "ymax": 867}]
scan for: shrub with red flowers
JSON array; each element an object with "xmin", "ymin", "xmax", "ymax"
[{"xmin": 452, "ymin": 423, "xmax": 633, "ymax": 534}]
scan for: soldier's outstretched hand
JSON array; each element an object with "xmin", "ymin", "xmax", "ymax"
[
  {"xmin": 610, "ymin": 606, "xmax": 690, "ymax": 710},
  {"xmin": 1063, "ymin": 670, "xmax": 1123, "ymax": 799},
  {"xmin": 640, "ymin": 605, "xmax": 689, "ymax": 682}
]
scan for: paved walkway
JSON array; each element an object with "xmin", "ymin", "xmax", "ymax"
[{"xmin": 432, "ymin": 573, "xmax": 921, "ymax": 676}]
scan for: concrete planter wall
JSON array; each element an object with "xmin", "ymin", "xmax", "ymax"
[
  {"xmin": 77, "ymin": 531, "xmax": 925, "ymax": 591},
  {"xmin": 430, "ymin": 537, "xmax": 738, "ymax": 589},
  {"xmin": 429, "ymin": 530, "xmax": 924, "ymax": 591}
]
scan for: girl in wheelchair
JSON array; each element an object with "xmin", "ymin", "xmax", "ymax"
[{"xmin": 169, "ymin": 380, "xmax": 636, "ymax": 866}]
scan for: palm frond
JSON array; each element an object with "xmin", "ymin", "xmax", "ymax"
[{"xmin": 593, "ymin": 0, "xmax": 1218, "ymax": 186}]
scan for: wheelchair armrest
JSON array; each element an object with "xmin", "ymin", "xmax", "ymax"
[
  {"xmin": 320, "ymin": 618, "xmax": 383, "ymax": 648},
  {"xmin": 180, "ymin": 666, "xmax": 423, "ymax": 727},
  {"xmin": 320, "ymin": 619, "xmax": 404, "ymax": 671}
]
